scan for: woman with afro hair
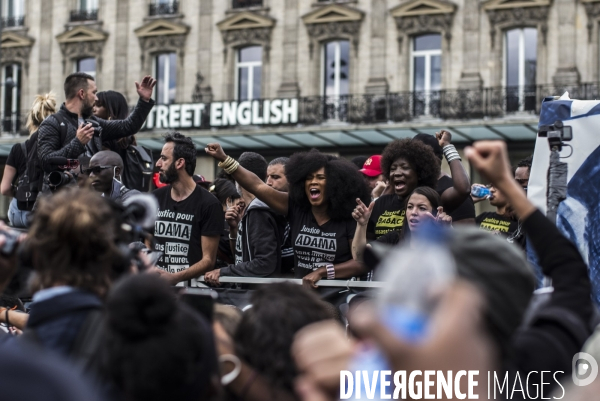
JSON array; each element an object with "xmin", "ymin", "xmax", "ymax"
[
  {"xmin": 205, "ymin": 143, "xmax": 371, "ymax": 287},
  {"xmin": 361, "ymin": 138, "xmax": 441, "ymax": 241}
]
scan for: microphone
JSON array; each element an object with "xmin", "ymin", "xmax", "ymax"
[{"xmin": 123, "ymin": 194, "xmax": 159, "ymax": 231}]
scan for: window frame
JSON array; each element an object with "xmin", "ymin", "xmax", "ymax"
[
  {"xmin": 321, "ymin": 40, "xmax": 350, "ymax": 99},
  {"xmin": 235, "ymin": 46, "xmax": 263, "ymax": 101},
  {"xmin": 410, "ymin": 33, "xmax": 442, "ymax": 116},
  {"xmin": 75, "ymin": 57, "xmax": 97, "ymax": 78},
  {"xmin": 1, "ymin": 63, "xmax": 22, "ymax": 134},
  {"xmin": 3, "ymin": 0, "xmax": 24, "ymax": 18},
  {"xmin": 78, "ymin": 0, "xmax": 98, "ymax": 12},
  {"xmin": 153, "ymin": 52, "xmax": 177, "ymax": 105},
  {"xmin": 503, "ymin": 27, "xmax": 537, "ymax": 112}
]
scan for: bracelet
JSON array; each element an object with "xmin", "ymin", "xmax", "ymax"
[
  {"xmin": 224, "ymin": 160, "xmax": 240, "ymax": 175},
  {"xmin": 442, "ymin": 144, "xmax": 461, "ymax": 163},
  {"xmin": 229, "ymin": 233, "xmax": 237, "ymax": 241},
  {"xmin": 326, "ymin": 264, "xmax": 335, "ymax": 280},
  {"xmin": 218, "ymin": 156, "xmax": 240, "ymax": 175}
]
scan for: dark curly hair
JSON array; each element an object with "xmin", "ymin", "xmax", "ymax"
[
  {"xmin": 25, "ymin": 188, "xmax": 121, "ymax": 295},
  {"xmin": 381, "ymin": 138, "xmax": 440, "ymax": 191},
  {"xmin": 100, "ymin": 274, "xmax": 219, "ymax": 401},
  {"xmin": 234, "ymin": 283, "xmax": 337, "ymax": 394},
  {"xmin": 164, "ymin": 132, "xmax": 197, "ymax": 176},
  {"xmin": 285, "ymin": 149, "xmax": 370, "ymax": 221}
]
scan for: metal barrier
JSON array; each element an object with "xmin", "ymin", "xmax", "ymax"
[{"xmin": 198, "ymin": 276, "xmax": 384, "ymax": 288}]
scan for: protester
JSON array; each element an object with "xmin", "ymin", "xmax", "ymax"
[
  {"xmin": 153, "ymin": 133, "xmax": 223, "ymax": 287},
  {"xmin": 515, "ymin": 155, "xmax": 533, "ymax": 191},
  {"xmin": 266, "ymin": 157, "xmax": 289, "ymax": 192},
  {"xmin": 292, "ymin": 140, "xmax": 593, "ymax": 399},
  {"xmin": 98, "ymin": 274, "xmax": 221, "ymax": 401},
  {"xmin": 17, "ymin": 188, "xmax": 127, "ymax": 360},
  {"xmin": 204, "ymin": 152, "xmax": 286, "ymax": 284},
  {"xmin": 205, "ymin": 144, "xmax": 370, "ymax": 287},
  {"xmin": 413, "ymin": 132, "xmax": 474, "ymax": 223},
  {"xmin": 233, "ymin": 283, "xmax": 337, "ymax": 397},
  {"xmin": 37, "ymin": 73, "xmax": 155, "ymax": 180},
  {"xmin": 473, "ymin": 184, "xmax": 525, "ymax": 248},
  {"xmin": 209, "ymin": 178, "xmax": 243, "ymax": 268},
  {"xmin": 352, "ymin": 186, "xmax": 451, "ymax": 264},
  {"xmin": 1, "ymin": 93, "xmax": 57, "ymax": 227},
  {"xmin": 367, "ymin": 138, "xmax": 440, "ymax": 239},
  {"xmin": 358, "ymin": 155, "xmax": 386, "ymax": 199},
  {"xmin": 86, "ymin": 150, "xmax": 140, "ymax": 203},
  {"xmin": 94, "ymin": 90, "xmax": 149, "ymax": 192},
  {"xmin": 266, "ymin": 157, "xmax": 294, "ymax": 276}
]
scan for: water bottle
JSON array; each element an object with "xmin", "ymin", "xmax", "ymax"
[
  {"xmin": 471, "ymin": 185, "xmax": 491, "ymax": 199},
  {"xmin": 347, "ymin": 223, "xmax": 456, "ymax": 400}
]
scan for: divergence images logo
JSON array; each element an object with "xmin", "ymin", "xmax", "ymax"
[{"xmin": 572, "ymin": 352, "xmax": 598, "ymax": 387}]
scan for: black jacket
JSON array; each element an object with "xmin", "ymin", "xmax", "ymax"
[
  {"xmin": 37, "ymin": 98, "xmax": 154, "ymax": 173},
  {"xmin": 220, "ymin": 198, "xmax": 286, "ymax": 278}
]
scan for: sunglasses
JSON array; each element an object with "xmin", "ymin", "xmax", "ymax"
[{"xmin": 81, "ymin": 165, "xmax": 114, "ymax": 175}]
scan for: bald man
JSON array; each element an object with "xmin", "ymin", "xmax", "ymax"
[{"xmin": 86, "ymin": 150, "xmax": 140, "ymax": 203}]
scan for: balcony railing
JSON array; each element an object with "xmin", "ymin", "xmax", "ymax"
[
  {"xmin": 1, "ymin": 113, "xmax": 25, "ymax": 135},
  {"xmin": 149, "ymin": 1, "xmax": 179, "ymax": 16},
  {"xmin": 232, "ymin": 0, "xmax": 263, "ymax": 9},
  {"xmin": 70, "ymin": 9, "xmax": 98, "ymax": 22},
  {"xmin": 1, "ymin": 16, "xmax": 25, "ymax": 28}
]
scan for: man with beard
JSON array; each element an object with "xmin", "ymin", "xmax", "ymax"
[
  {"xmin": 37, "ymin": 72, "xmax": 156, "ymax": 182},
  {"xmin": 152, "ymin": 132, "xmax": 223, "ymax": 287}
]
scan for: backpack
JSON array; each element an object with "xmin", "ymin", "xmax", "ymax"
[
  {"xmin": 17, "ymin": 113, "xmax": 69, "ymax": 207},
  {"xmin": 123, "ymin": 145, "xmax": 153, "ymax": 192}
]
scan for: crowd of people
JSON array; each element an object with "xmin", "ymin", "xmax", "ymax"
[{"xmin": 0, "ymin": 71, "xmax": 597, "ymax": 401}]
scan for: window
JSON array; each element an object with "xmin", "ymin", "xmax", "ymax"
[
  {"xmin": 71, "ymin": 0, "xmax": 98, "ymax": 21},
  {"xmin": 232, "ymin": 0, "xmax": 263, "ymax": 8},
  {"xmin": 323, "ymin": 40, "xmax": 349, "ymax": 98},
  {"xmin": 505, "ymin": 28, "xmax": 537, "ymax": 111},
  {"xmin": 237, "ymin": 46, "xmax": 262, "ymax": 101},
  {"xmin": 2, "ymin": 0, "xmax": 25, "ymax": 27},
  {"xmin": 154, "ymin": 53, "xmax": 177, "ymax": 105},
  {"xmin": 76, "ymin": 58, "xmax": 96, "ymax": 78},
  {"xmin": 412, "ymin": 34, "xmax": 441, "ymax": 116},
  {"xmin": 149, "ymin": 0, "xmax": 178, "ymax": 16},
  {"xmin": 2, "ymin": 64, "xmax": 22, "ymax": 134}
]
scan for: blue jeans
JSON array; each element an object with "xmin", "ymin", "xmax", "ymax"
[{"xmin": 8, "ymin": 198, "xmax": 30, "ymax": 228}]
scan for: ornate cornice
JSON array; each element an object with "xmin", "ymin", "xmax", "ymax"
[
  {"xmin": 583, "ymin": 0, "xmax": 600, "ymax": 42},
  {"xmin": 217, "ymin": 11, "xmax": 275, "ymax": 62},
  {"xmin": 485, "ymin": 6, "xmax": 550, "ymax": 48}
]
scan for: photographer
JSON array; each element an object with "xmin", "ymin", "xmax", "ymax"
[{"xmin": 37, "ymin": 73, "xmax": 156, "ymax": 178}]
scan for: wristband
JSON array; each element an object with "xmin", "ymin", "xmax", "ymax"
[
  {"xmin": 442, "ymin": 144, "xmax": 461, "ymax": 163},
  {"xmin": 326, "ymin": 264, "xmax": 335, "ymax": 280},
  {"xmin": 218, "ymin": 156, "xmax": 240, "ymax": 174}
]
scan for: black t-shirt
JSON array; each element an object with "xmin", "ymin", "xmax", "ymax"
[
  {"xmin": 475, "ymin": 211, "xmax": 525, "ymax": 248},
  {"xmin": 153, "ymin": 185, "xmax": 224, "ymax": 287},
  {"xmin": 287, "ymin": 199, "xmax": 356, "ymax": 279},
  {"xmin": 436, "ymin": 175, "xmax": 476, "ymax": 222},
  {"xmin": 368, "ymin": 194, "xmax": 405, "ymax": 239},
  {"xmin": 6, "ymin": 142, "xmax": 27, "ymax": 175}
]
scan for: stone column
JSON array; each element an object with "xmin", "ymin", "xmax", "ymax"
[
  {"xmin": 196, "ymin": 0, "xmax": 214, "ymax": 102},
  {"xmin": 552, "ymin": 0, "xmax": 580, "ymax": 86},
  {"xmin": 457, "ymin": 0, "xmax": 482, "ymax": 90},
  {"xmin": 113, "ymin": 0, "xmax": 130, "ymax": 93},
  {"xmin": 277, "ymin": 0, "xmax": 300, "ymax": 98},
  {"xmin": 38, "ymin": 0, "xmax": 53, "ymax": 93},
  {"xmin": 364, "ymin": 0, "xmax": 388, "ymax": 95}
]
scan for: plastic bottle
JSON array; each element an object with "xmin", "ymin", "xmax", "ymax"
[
  {"xmin": 471, "ymin": 185, "xmax": 491, "ymax": 199},
  {"xmin": 347, "ymin": 223, "xmax": 456, "ymax": 400}
]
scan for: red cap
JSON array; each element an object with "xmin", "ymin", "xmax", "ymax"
[{"xmin": 359, "ymin": 155, "xmax": 382, "ymax": 177}]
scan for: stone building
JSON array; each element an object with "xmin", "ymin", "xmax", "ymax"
[{"xmin": 0, "ymin": 0, "xmax": 596, "ymax": 183}]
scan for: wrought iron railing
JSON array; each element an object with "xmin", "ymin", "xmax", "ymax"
[
  {"xmin": 70, "ymin": 9, "xmax": 98, "ymax": 22},
  {"xmin": 232, "ymin": 0, "xmax": 263, "ymax": 8},
  {"xmin": 1, "ymin": 16, "xmax": 25, "ymax": 28},
  {"xmin": 149, "ymin": 0, "xmax": 179, "ymax": 16}
]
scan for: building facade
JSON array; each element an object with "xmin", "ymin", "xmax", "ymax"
[{"xmin": 0, "ymin": 0, "xmax": 595, "ymax": 181}]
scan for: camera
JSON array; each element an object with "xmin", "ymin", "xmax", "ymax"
[
  {"xmin": 84, "ymin": 119, "xmax": 103, "ymax": 137},
  {"xmin": 46, "ymin": 158, "xmax": 80, "ymax": 191},
  {"xmin": 538, "ymin": 120, "xmax": 572, "ymax": 151}
]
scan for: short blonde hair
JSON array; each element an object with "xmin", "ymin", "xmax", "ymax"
[{"xmin": 25, "ymin": 92, "xmax": 57, "ymax": 134}]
